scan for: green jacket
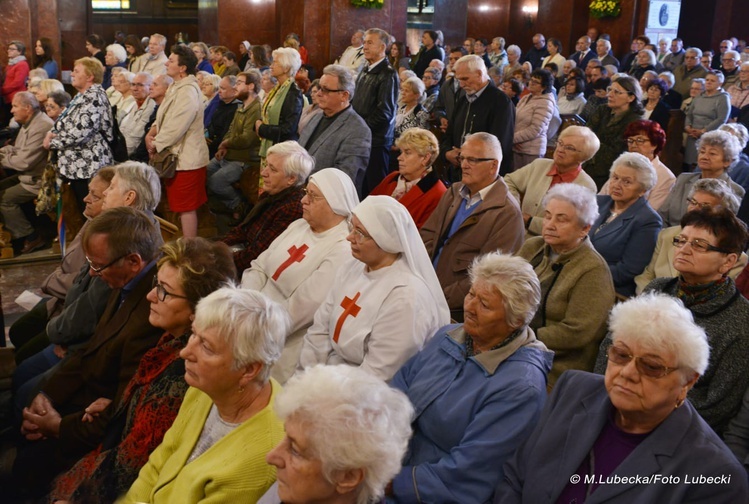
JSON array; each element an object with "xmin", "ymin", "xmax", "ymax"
[{"xmin": 224, "ymin": 98, "xmax": 261, "ymax": 164}]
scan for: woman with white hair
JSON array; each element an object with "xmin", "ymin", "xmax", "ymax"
[
  {"xmin": 502, "ymin": 45, "xmax": 522, "ymax": 82},
  {"xmin": 635, "ymin": 177, "xmax": 746, "ymax": 293},
  {"xmin": 112, "ymin": 71, "xmax": 136, "ymax": 123},
  {"xmin": 498, "ymin": 293, "xmax": 748, "ymax": 503},
  {"xmin": 119, "ymin": 287, "xmax": 289, "ymax": 503},
  {"xmin": 684, "ymin": 70, "xmax": 731, "ymax": 167},
  {"xmin": 103, "ymin": 44, "xmax": 127, "ymax": 90},
  {"xmin": 387, "ymin": 252, "xmax": 552, "ymax": 502},
  {"xmin": 721, "ymin": 122, "xmax": 749, "ymax": 188},
  {"xmin": 629, "ymin": 48, "xmax": 657, "ymax": 80},
  {"xmin": 590, "ymin": 152, "xmax": 663, "ymax": 297},
  {"xmin": 517, "ymin": 184, "xmax": 615, "ymax": 388},
  {"xmin": 242, "ymin": 168, "xmax": 359, "ymax": 383},
  {"xmin": 254, "ymin": 47, "xmax": 304, "ymax": 160},
  {"xmin": 260, "ymin": 364, "xmax": 413, "ymax": 504},
  {"xmin": 223, "ymin": 140, "xmax": 312, "ymax": 271},
  {"xmin": 298, "ymin": 196, "xmax": 450, "ymax": 381},
  {"xmin": 394, "ymin": 76, "xmax": 429, "ymax": 138}
]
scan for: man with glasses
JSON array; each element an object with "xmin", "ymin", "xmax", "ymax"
[
  {"xmin": 13, "ymin": 207, "xmax": 163, "ymax": 497},
  {"xmin": 421, "ymin": 132, "xmax": 524, "ymax": 320},
  {"xmin": 300, "ymin": 64, "xmax": 371, "ymax": 189},
  {"xmin": 119, "ymin": 72, "xmax": 155, "ymax": 156},
  {"xmin": 523, "ymin": 33, "xmax": 548, "ymax": 70},
  {"xmin": 663, "ymin": 38, "xmax": 685, "ymax": 72},
  {"xmin": 673, "ymin": 47, "xmax": 708, "ymax": 97},
  {"xmin": 713, "ymin": 39, "xmax": 734, "ymax": 70},
  {"xmin": 721, "ymin": 50, "xmax": 741, "ymax": 88}
]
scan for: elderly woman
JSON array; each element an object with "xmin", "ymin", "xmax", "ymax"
[
  {"xmin": 584, "ymin": 75, "xmax": 645, "ymax": 189},
  {"xmin": 641, "ymin": 78, "xmax": 671, "ymax": 133},
  {"xmin": 505, "ymin": 125, "xmax": 598, "ymax": 237},
  {"xmin": 517, "ymin": 184, "xmax": 615, "ymax": 388},
  {"xmin": 145, "ymin": 44, "xmax": 209, "ymax": 238},
  {"xmin": 49, "ymin": 238, "xmax": 236, "ymax": 503},
  {"xmin": 512, "ymin": 69, "xmax": 557, "ymax": 169},
  {"xmin": 421, "ymin": 67, "xmax": 441, "ymax": 113},
  {"xmin": 590, "ymin": 152, "xmax": 662, "ymax": 297},
  {"xmin": 30, "ymin": 78, "xmax": 63, "ymax": 108},
  {"xmin": 681, "ymin": 77, "xmax": 705, "ymax": 114},
  {"xmin": 558, "ymin": 76, "xmax": 586, "ymax": 115},
  {"xmin": 386, "ymin": 253, "xmax": 552, "ymax": 502},
  {"xmin": 629, "ymin": 48, "xmax": 657, "ymax": 80},
  {"xmin": 123, "ymin": 35, "xmax": 145, "ymax": 73},
  {"xmin": 259, "ymin": 365, "xmax": 413, "ymax": 504},
  {"xmin": 44, "ymin": 57, "xmax": 113, "ymax": 212},
  {"xmin": 223, "ymin": 141, "xmax": 311, "ymax": 271},
  {"xmin": 502, "ymin": 45, "xmax": 523, "ymax": 82},
  {"xmin": 112, "ymin": 71, "xmax": 136, "ymax": 123},
  {"xmin": 395, "ymin": 76, "xmax": 429, "ymax": 140},
  {"xmin": 45, "ymin": 91, "xmax": 71, "ymax": 121},
  {"xmin": 721, "ymin": 122, "xmax": 749, "ymax": 188},
  {"xmin": 33, "ymin": 38, "xmax": 58, "ymax": 79},
  {"xmin": 298, "ymin": 196, "xmax": 450, "ymax": 381},
  {"xmin": 631, "ymin": 207, "xmax": 749, "ymax": 436},
  {"xmin": 116, "ymin": 287, "xmax": 288, "ymax": 503},
  {"xmin": 103, "ymin": 44, "xmax": 127, "ymax": 90},
  {"xmin": 600, "ymin": 120, "xmax": 675, "ymax": 210},
  {"xmin": 684, "ymin": 70, "xmax": 731, "ymax": 167},
  {"xmin": 106, "ymin": 66, "xmax": 126, "ymax": 106},
  {"xmin": 542, "ymin": 39, "xmax": 565, "ymax": 77},
  {"xmin": 370, "ymin": 128, "xmax": 447, "ymax": 228},
  {"xmin": 635, "ymin": 178, "xmax": 745, "ymax": 294},
  {"xmin": 498, "ymin": 293, "xmax": 749, "ymax": 503},
  {"xmin": 255, "ymin": 47, "xmax": 304, "ymax": 160},
  {"xmin": 241, "ymin": 168, "xmax": 359, "ymax": 383},
  {"xmin": 190, "ymin": 42, "xmax": 214, "ymax": 74},
  {"xmin": 658, "ymin": 130, "xmax": 745, "ymax": 226},
  {"xmin": 200, "ymin": 73, "xmax": 220, "ymax": 108}
]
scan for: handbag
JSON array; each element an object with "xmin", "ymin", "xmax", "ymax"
[
  {"xmin": 35, "ymin": 151, "xmax": 58, "ymax": 215},
  {"xmin": 109, "ymin": 105, "xmax": 129, "ymax": 162},
  {"xmin": 150, "ymin": 148, "xmax": 178, "ymax": 179}
]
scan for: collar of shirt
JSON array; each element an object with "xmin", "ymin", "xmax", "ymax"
[
  {"xmin": 120, "ymin": 258, "xmax": 158, "ymax": 302},
  {"xmin": 364, "ymin": 57, "xmax": 387, "ymax": 73},
  {"xmin": 459, "ymin": 178, "xmax": 498, "ymax": 207},
  {"xmin": 546, "ymin": 164, "xmax": 583, "ymax": 186},
  {"xmin": 466, "ymin": 80, "xmax": 490, "ymax": 103}
]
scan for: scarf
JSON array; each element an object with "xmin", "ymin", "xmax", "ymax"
[
  {"xmin": 676, "ymin": 276, "xmax": 732, "ymax": 308},
  {"xmin": 8, "ymin": 55, "xmax": 26, "ymax": 66},
  {"xmin": 259, "ymin": 78, "xmax": 293, "ymax": 157}
]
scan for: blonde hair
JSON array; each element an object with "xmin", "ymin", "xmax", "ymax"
[{"xmin": 395, "ymin": 127, "xmax": 439, "ymax": 167}]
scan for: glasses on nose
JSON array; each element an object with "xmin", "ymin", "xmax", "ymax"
[
  {"xmin": 556, "ymin": 140, "xmax": 581, "ymax": 153},
  {"xmin": 86, "ymin": 254, "xmax": 126, "ymax": 274},
  {"xmin": 607, "ymin": 345, "xmax": 679, "ymax": 379},
  {"xmin": 626, "ymin": 137, "xmax": 649, "ymax": 145},
  {"xmin": 609, "ymin": 174, "xmax": 636, "ymax": 187},
  {"xmin": 302, "ymin": 187, "xmax": 325, "ymax": 201},
  {"xmin": 151, "ymin": 276, "xmax": 190, "ymax": 302},
  {"xmin": 685, "ymin": 197, "xmax": 712, "ymax": 210},
  {"xmin": 456, "ymin": 155, "xmax": 495, "ymax": 166},
  {"xmin": 672, "ymin": 235, "xmax": 731, "ymax": 254},
  {"xmin": 318, "ymin": 85, "xmax": 344, "ymax": 94},
  {"xmin": 347, "ymin": 219, "xmax": 372, "ymax": 243}
]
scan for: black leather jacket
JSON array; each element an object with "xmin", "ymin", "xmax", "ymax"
[
  {"xmin": 352, "ymin": 59, "xmax": 399, "ymax": 147},
  {"xmin": 258, "ymin": 82, "xmax": 304, "ymax": 144}
]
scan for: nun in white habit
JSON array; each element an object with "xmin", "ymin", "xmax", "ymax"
[
  {"xmin": 298, "ymin": 195, "xmax": 451, "ymax": 381},
  {"xmin": 241, "ymin": 168, "xmax": 360, "ymax": 383}
]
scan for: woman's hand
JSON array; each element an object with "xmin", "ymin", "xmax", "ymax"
[
  {"xmin": 145, "ymin": 126, "xmax": 157, "ymax": 155},
  {"xmin": 81, "ymin": 397, "xmax": 113, "ymax": 423},
  {"xmin": 254, "ymin": 120, "xmax": 264, "ymax": 136}
]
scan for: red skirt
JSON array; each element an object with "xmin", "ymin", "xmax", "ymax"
[{"xmin": 164, "ymin": 167, "xmax": 207, "ymax": 212}]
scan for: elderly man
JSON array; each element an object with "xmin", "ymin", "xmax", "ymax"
[
  {"xmin": 421, "ymin": 132, "xmax": 524, "ymax": 319},
  {"xmin": 722, "ymin": 50, "xmax": 741, "ymax": 88},
  {"xmin": 206, "ymin": 75, "xmax": 241, "ymax": 158},
  {"xmin": 663, "ymin": 38, "xmax": 685, "ymax": 72},
  {"xmin": 140, "ymin": 33, "xmax": 168, "ymax": 76},
  {"xmin": 299, "ymin": 64, "xmax": 371, "ymax": 189},
  {"xmin": 352, "ymin": 28, "xmax": 399, "ymax": 197},
  {"xmin": 570, "ymin": 36, "xmax": 595, "ymax": 71},
  {"xmin": 14, "ymin": 207, "xmax": 163, "ymax": 496},
  {"xmin": 728, "ymin": 62, "xmax": 749, "ymax": 110},
  {"xmin": 0, "ymin": 92, "xmax": 54, "ymax": 254},
  {"xmin": 336, "ymin": 29, "xmax": 366, "ymax": 76},
  {"xmin": 130, "ymin": 74, "xmax": 172, "ymax": 162},
  {"xmin": 595, "ymin": 38, "xmax": 620, "ymax": 68},
  {"xmin": 714, "ymin": 40, "xmax": 734, "ymax": 70},
  {"xmin": 673, "ymin": 47, "xmax": 709, "ymax": 97},
  {"xmin": 658, "ymin": 71, "xmax": 683, "ymax": 109},
  {"xmin": 523, "ymin": 33, "xmax": 549, "ymax": 69},
  {"xmin": 119, "ymin": 72, "xmax": 155, "ymax": 155},
  {"xmin": 442, "ymin": 55, "xmax": 515, "ymax": 179}
]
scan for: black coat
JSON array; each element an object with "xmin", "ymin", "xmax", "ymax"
[
  {"xmin": 413, "ymin": 45, "xmax": 445, "ymax": 78},
  {"xmin": 352, "ymin": 59, "xmax": 399, "ymax": 147},
  {"xmin": 257, "ymin": 82, "xmax": 304, "ymax": 145}
]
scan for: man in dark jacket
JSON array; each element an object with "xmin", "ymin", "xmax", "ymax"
[{"xmin": 352, "ymin": 27, "xmax": 398, "ymax": 197}]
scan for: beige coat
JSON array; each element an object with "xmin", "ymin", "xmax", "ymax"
[
  {"xmin": 504, "ymin": 158, "xmax": 597, "ymax": 237},
  {"xmin": 0, "ymin": 110, "xmax": 54, "ymax": 192},
  {"xmin": 138, "ymin": 52, "xmax": 168, "ymax": 76}
]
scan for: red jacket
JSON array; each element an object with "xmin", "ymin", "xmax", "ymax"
[
  {"xmin": 2, "ymin": 59, "xmax": 29, "ymax": 102},
  {"xmin": 370, "ymin": 171, "xmax": 447, "ymax": 229}
]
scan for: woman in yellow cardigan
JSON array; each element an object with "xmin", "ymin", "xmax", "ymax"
[{"xmin": 118, "ymin": 287, "xmax": 290, "ymax": 504}]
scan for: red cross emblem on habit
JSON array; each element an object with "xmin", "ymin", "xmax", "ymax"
[
  {"xmin": 333, "ymin": 292, "xmax": 362, "ymax": 343},
  {"xmin": 272, "ymin": 244, "xmax": 309, "ymax": 281}
]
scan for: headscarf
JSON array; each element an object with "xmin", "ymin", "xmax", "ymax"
[
  {"xmin": 353, "ymin": 196, "xmax": 450, "ymax": 325},
  {"xmin": 309, "ymin": 168, "xmax": 359, "ymax": 217},
  {"xmin": 241, "ymin": 41, "xmax": 251, "ymax": 52}
]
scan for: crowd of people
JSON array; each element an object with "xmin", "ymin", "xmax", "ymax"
[{"xmin": 2, "ymin": 22, "xmax": 749, "ymax": 503}]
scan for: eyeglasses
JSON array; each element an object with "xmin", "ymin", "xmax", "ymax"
[
  {"xmin": 556, "ymin": 139, "xmax": 581, "ymax": 153},
  {"xmin": 86, "ymin": 254, "xmax": 126, "ymax": 274},
  {"xmin": 302, "ymin": 187, "xmax": 325, "ymax": 201},
  {"xmin": 609, "ymin": 174, "xmax": 636, "ymax": 188},
  {"xmin": 456, "ymin": 155, "xmax": 495, "ymax": 166},
  {"xmin": 152, "ymin": 276, "xmax": 189, "ymax": 302},
  {"xmin": 318, "ymin": 85, "xmax": 345, "ymax": 94},
  {"xmin": 606, "ymin": 86, "xmax": 628, "ymax": 95},
  {"xmin": 626, "ymin": 137, "xmax": 650, "ymax": 145},
  {"xmin": 672, "ymin": 235, "xmax": 731, "ymax": 254},
  {"xmin": 685, "ymin": 197, "xmax": 713, "ymax": 209},
  {"xmin": 131, "ymin": 83, "xmax": 147, "ymax": 88},
  {"xmin": 607, "ymin": 345, "xmax": 679, "ymax": 379},
  {"xmin": 347, "ymin": 219, "xmax": 372, "ymax": 243}
]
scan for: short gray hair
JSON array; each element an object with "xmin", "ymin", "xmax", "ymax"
[
  {"xmin": 558, "ymin": 125, "xmax": 600, "ymax": 162},
  {"xmin": 365, "ymin": 28, "xmax": 391, "ymax": 48},
  {"xmin": 118, "ymin": 71, "xmax": 135, "ymax": 84},
  {"xmin": 719, "ymin": 123, "xmax": 749, "ymax": 150},
  {"xmin": 423, "ymin": 67, "xmax": 441, "ymax": 81},
  {"xmin": 13, "ymin": 91, "xmax": 40, "ymax": 111},
  {"xmin": 697, "ymin": 130, "xmax": 742, "ymax": 165},
  {"xmin": 401, "ymin": 76, "xmax": 425, "ymax": 104},
  {"xmin": 469, "ymin": 252, "xmax": 541, "ymax": 329},
  {"xmin": 322, "ymin": 64, "xmax": 356, "ymax": 98},
  {"xmin": 610, "ymin": 152, "xmax": 657, "ymax": 192},
  {"xmin": 276, "ymin": 365, "xmax": 414, "ymax": 504},
  {"xmin": 463, "ymin": 132, "xmax": 503, "ymax": 166},
  {"xmin": 507, "ymin": 44, "xmax": 522, "ymax": 57},
  {"xmin": 609, "ymin": 293, "xmax": 709, "ymax": 379},
  {"xmin": 221, "ymin": 74, "xmax": 237, "ymax": 87},
  {"xmin": 193, "ymin": 286, "xmax": 290, "ymax": 382},
  {"xmin": 542, "ymin": 183, "xmax": 599, "ymax": 227},
  {"xmin": 9, "ymin": 40, "xmax": 25, "ymax": 54},
  {"xmin": 598, "ymin": 39, "xmax": 612, "ymax": 52},
  {"xmin": 267, "ymin": 140, "xmax": 314, "ymax": 185},
  {"xmin": 150, "ymin": 33, "xmax": 167, "ymax": 48},
  {"xmin": 658, "ymin": 71, "xmax": 675, "ymax": 87},
  {"xmin": 133, "ymin": 72, "xmax": 154, "ymax": 86},
  {"xmin": 688, "ymin": 178, "xmax": 741, "ymax": 214},
  {"xmin": 686, "ymin": 47, "xmax": 703, "ymax": 59},
  {"xmin": 639, "ymin": 49, "xmax": 656, "ymax": 66},
  {"xmin": 455, "ymin": 54, "xmax": 488, "ymax": 80},
  {"xmin": 106, "ymin": 44, "xmax": 127, "ymax": 63},
  {"xmin": 272, "ymin": 47, "xmax": 302, "ymax": 77},
  {"xmin": 724, "ymin": 50, "xmax": 740, "ymax": 62},
  {"xmin": 112, "ymin": 161, "xmax": 161, "ymax": 212}
]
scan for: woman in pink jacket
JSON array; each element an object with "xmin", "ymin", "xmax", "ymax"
[{"xmin": 513, "ymin": 68, "xmax": 557, "ymax": 169}]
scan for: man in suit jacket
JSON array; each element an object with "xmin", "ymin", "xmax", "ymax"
[
  {"xmin": 15, "ymin": 207, "xmax": 163, "ymax": 494},
  {"xmin": 300, "ymin": 64, "xmax": 371, "ymax": 190},
  {"xmin": 0, "ymin": 92, "xmax": 54, "ymax": 253},
  {"xmin": 570, "ymin": 36, "xmax": 596, "ymax": 71},
  {"xmin": 433, "ymin": 47, "xmax": 466, "ymax": 134}
]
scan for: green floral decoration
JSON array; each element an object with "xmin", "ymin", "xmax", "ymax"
[
  {"xmin": 589, "ymin": 0, "xmax": 621, "ymax": 18},
  {"xmin": 351, "ymin": 0, "xmax": 383, "ymax": 9}
]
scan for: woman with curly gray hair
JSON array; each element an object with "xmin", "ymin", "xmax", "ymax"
[{"xmin": 260, "ymin": 364, "xmax": 413, "ymax": 504}]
